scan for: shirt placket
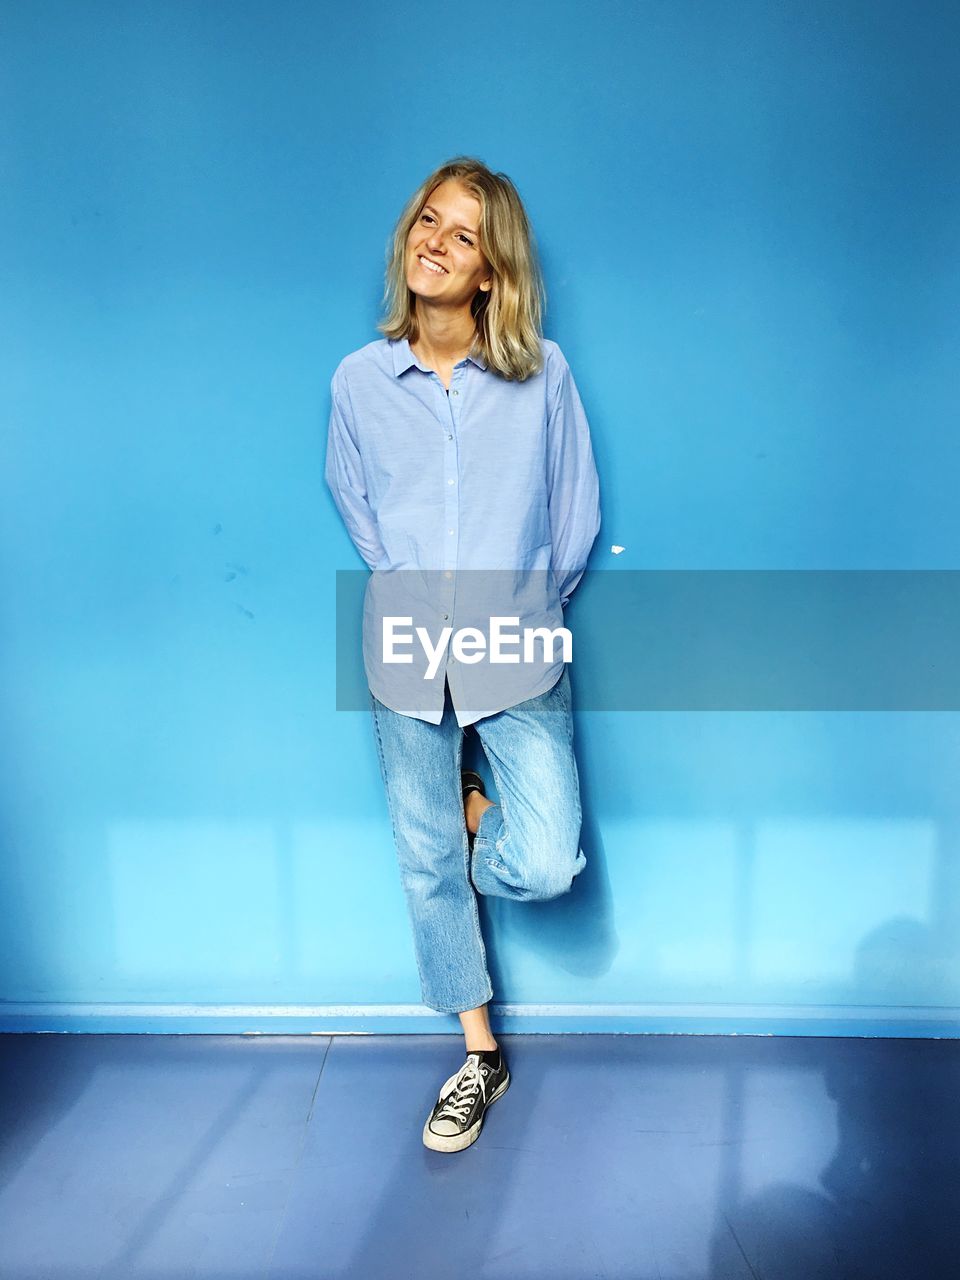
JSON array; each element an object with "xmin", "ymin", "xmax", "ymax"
[{"xmin": 435, "ymin": 366, "xmax": 464, "ymax": 690}]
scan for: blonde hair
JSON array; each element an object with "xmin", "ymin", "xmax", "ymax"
[{"xmin": 377, "ymin": 156, "xmax": 547, "ymax": 382}]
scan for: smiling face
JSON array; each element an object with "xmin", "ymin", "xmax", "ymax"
[{"xmin": 405, "ymin": 178, "xmax": 493, "ymax": 307}]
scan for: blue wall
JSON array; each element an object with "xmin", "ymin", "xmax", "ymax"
[{"xmin": 2, "ymin": 0, "xmax": 958, "ymax": 1035}]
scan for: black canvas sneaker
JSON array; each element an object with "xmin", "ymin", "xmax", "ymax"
[
  {"xmin": 461, "ymin": 769, "xmax": 485, "ymax": 802},
  {"xmin": 461, "ymin": 770, "xmax": 487, "ymax": 870},
  {"xmin": 422, "ymin": 1048, "xmax": 510, "ymax": 1153}
]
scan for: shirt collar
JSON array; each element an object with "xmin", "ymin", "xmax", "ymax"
[{"xmin": 391, "ymin": 336, "xmax": 487, "ymax": 376}]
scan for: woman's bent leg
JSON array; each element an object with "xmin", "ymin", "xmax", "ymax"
[
  {"xmin": 370, "ymin": 685, "xmax": 494, "ymax": 1014},
  {"xmin": 470, "ymin": 665, "xmax": 587, "ymax": 901}
]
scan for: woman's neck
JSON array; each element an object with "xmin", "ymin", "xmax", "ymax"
[{"xmin": 411, "ymin": 309, "xmax": 476, "ymax": 369}]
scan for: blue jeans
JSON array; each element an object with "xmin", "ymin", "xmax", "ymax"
[{"xmin": 369, "ymin": 665, "xmax": 587, "ymax": 1013}]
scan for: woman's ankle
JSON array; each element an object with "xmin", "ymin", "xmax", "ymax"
[{"xmin": 464, "ymin": 791, "xmax": 494, "ymax": 835}]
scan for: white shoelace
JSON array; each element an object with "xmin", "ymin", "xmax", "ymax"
[{"xmin": 435, "ymin": 1060, "xmax": 486, "ymax": 1124}]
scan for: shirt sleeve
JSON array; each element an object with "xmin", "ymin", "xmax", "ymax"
[
  {"xmin": 546, "ymin": 351, "xmax": 601, "ymax": 608},
  {"xmin": 324, "ymin": 367, "xmax": 386, "ymax": 571}
]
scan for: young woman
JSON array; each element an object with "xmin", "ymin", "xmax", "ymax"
[{"xmin": 325, "ymin": 157, "xmax": 601, "ymax": 1153}]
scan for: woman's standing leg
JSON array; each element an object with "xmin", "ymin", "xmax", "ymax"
[
  {"xmin": 371, "ymin": 680, "xmax": 509, "ymax": 1154},
  {"xmin": 369, "ymin": 683, "xmax": 494, "ymax": 1015}
]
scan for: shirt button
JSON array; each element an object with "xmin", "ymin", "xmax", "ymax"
[
  {"xmin": 442, "ymin": 613, "xmax": 449, "ymax": 620},
  {"xmin": 447, "ymin": 478, "xmax": 454, "ymax": 485},
  {"xmin": 448, "ymin": 529, "xmax": 454, "ymax": 535},
  {"xmin": 447, "ymin": 433, "xmax": 453, "ymax": 440},
  {"xmin": 452, "ymin": 389, "xmax": 459, "ymax": 396},
  {"xmin": 444, "ymin": 570, "xmax": 453, "ymax": 579}
]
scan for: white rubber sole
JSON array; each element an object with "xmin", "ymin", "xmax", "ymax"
[{"xmin": 422, "ymin": 1072, "xmax": 511, "ymax": 1153}]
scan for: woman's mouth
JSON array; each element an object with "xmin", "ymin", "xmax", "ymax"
[{"xmin": 417, "ymin": 254, "xmax": 448, "ymax": 276}]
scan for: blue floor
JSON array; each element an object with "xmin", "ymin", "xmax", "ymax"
[{"xmin": 0, "ymin": 1032, "xmax": 957, "ymax": 1279}]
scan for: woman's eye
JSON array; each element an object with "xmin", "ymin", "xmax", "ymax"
[{"xmin": 420, "ymin": 214, "xmax": 473, "ymax": 247}]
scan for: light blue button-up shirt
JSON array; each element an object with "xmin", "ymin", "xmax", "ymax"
[{"xmin": 324, "ymin": 335, "xmax": 601, "ymax": 726}]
